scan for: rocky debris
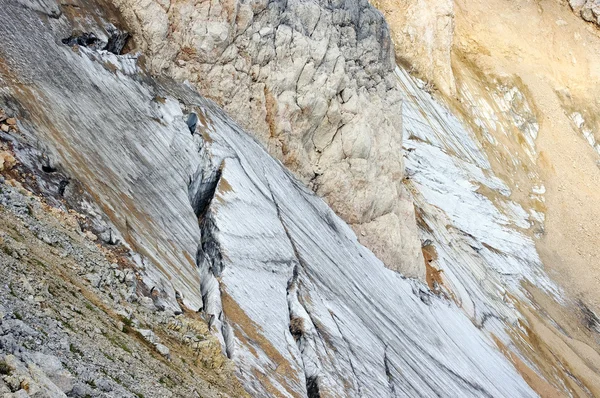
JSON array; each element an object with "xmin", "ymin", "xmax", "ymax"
[
  {"xmin": 0, "ymin": 110, "xmax": 19, "ymax": 135},
  {"xmin": 110, "ymin": 0, "xmax": 427, "ymax": 279},
  {"xmin": 0, "ymin": 151, "xmax": 16, "ymax": 172},
  {"xmin": 135, "ymin": 328, "xmax": 170, "ymax": 357},
  {"xmin": 0, "ymin": 181, "xmax": 246, "ymax": 398},
  {"xmin": 1, "ymin": 119, "xmax": 128, "ymax": 251},
  {"xmin": 155, "ymin": 344, "xmax": 170, "ymax": 358},
  {"xmin": 0, "ymin": 140, "xmax": 17, "ymax": 175},
  {"xmin": 570, "ymin": 0, "xmax": 600, "ymax": 26}
]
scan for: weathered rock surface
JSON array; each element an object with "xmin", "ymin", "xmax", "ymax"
[
  {"xmin": 373, "ymin": 0, "xmax": 456, "ymax": 96},
  {"xmin": 570, "ymin": 0, "xmax": 600, "ymax": 26},
  {"xmin": 0, "ymin": 0, "xmax": 541, "ymax": 396},
  {"xmin": 110, "ymin": 0, "xmax": 426, "ymax": 279}
]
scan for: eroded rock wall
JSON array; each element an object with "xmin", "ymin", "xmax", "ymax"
[
  {"xmin": 110, "ymin": 0, "xmax": 426, "ymax": 279},
  {"xmin": 0, "ymin": 1, "xmax": 543, "ymax": 396},
  {"xmin": 373, "ymin": 0, "xmax": 456, "ymax": 96}
]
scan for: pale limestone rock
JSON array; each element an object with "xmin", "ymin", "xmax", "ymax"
[
  {"xmin": 373, "ymin": 0, "xmax": 456, "ymax": 96},
  {"xmin": 110, "ymin": 0, "xmax": 426, "ymax": 280},
  {"xmin": 155, "ymin": 343, "xmax": 170, "ymax": 358},
  {"xmin": 350, "ymin": 186, "xmax": 424, "ymax": 277}
]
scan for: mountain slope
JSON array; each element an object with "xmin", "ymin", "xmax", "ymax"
[{"xmin": 0, "ymin": 0, "xmax": 544, "ymax": 396}]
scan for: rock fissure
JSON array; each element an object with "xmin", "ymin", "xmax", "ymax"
[
  {"xmin": 266, "ymin": 174, "xmax": 329, "ymax": 397},
  {"xmin": 329, "ymin": 311, "xmax": 363, "ymax": 397},
  {"xmin": 186, "ymin": 150, "xmax": 233, "ymax": 353},
  {"xmin": 286, "ymin": 268, "xmax": 321, "ymax": 398},
  {"xmin": 383, "ymin": 346, "xmax": 397, "ymax": 398}
]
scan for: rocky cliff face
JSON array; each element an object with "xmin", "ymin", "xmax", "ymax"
[
  {"xmin": 2, "ymin": 0, "xmax": 600, "ymax": 397},
  {"xmin": 109, "ymin": 0, "xmax": 426, "ymax": 280},
  {"xmin": 372, "ymin": 0, "xmax": 455, "ymax": 96},
  {"xmin": 0, "ymin": 0, "xmax": 555, "ymax": 397},
  {"xmin": 371, "ymin": 0, "xmax": 600, "ymax": 395}
]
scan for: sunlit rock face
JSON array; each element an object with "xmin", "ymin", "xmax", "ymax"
[
  {"xmin": 372, "ymin": 0, "xmax": 456, "ymax": 96},
  {"xmin": 398, "ymin": 59, "xmax": 600, "ymax": 396},
  {"xmin": 109, "ymin": 0, "xmax": 427, "ymax": 280},
  {"xmin": 0, "ymin": 1, "xmax": 542, "ymax": 396},
  {"xmin": 398, "ymin": 67, "xmax": 555, "ymax": 320},
  {"xmin": 370, "ymin": 0, "xmax": 600, "ymax": 394}
]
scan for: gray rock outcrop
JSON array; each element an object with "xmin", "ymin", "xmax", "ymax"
[
  {"xmin": 0, "ymin": 0, "xmax": 539, "ymax": 396},
  {"xmin": 110, "ymin": 0, "xmax": 426, "ymax": 279}
]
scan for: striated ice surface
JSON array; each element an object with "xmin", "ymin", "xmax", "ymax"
[{"xmin": 196, "ymin": 105, "xmax": 537, "ymax": 397}]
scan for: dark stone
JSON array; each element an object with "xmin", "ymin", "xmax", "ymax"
[
  {"xmin": 61, "ymin": 32, "xmax": 103, "ymax": 50},
  {"xmin": 187, "ymin": 113, "xmax": 198, "ymax": 134},
  {"xmin": 104, "ymin": 24, "xmax": 130, "ymax": 55},
  {"xmin": 306, "ymin": 376, "xmax": 320, "ymax": 398}
]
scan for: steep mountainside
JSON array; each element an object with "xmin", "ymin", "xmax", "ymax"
[
  {"xmin": 2, "ymin": 0, "xmax": 600, "ymax": 397},
  {"xmin": 0, "ymin": 175, "xmax": 246, "ymax": 398},
  {"xmin": 109, "ymin": 0, "xmax": 427, "ymax": 280},
  {"xmin": 374, "ymin": 0, "xmax": 600, "ymax": 395}
]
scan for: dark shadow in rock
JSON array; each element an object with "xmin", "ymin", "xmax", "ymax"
[
  {"xmin": 62, "ymin": 25, "xmax": 130, "ymax": 55},
  {"xmin": 62, "ymin": 32, "xmax": 103, "ymax": 51}
]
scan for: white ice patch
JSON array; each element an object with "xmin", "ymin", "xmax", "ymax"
[{"xmin": 396, "ymin": 66, "xmax": 561, "ymax": 329}]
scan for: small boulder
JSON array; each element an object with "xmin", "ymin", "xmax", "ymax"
[
  {"xmin": 136, "ymin": 328, "xmax": 157, "ymax": 344},
  {"xmin": 155, "ymin": 343, "xmax": 170, "ymax": 358},
  {"xmin": 0, "ymin": 151, "xmax": 16, "ymax": 172}
]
